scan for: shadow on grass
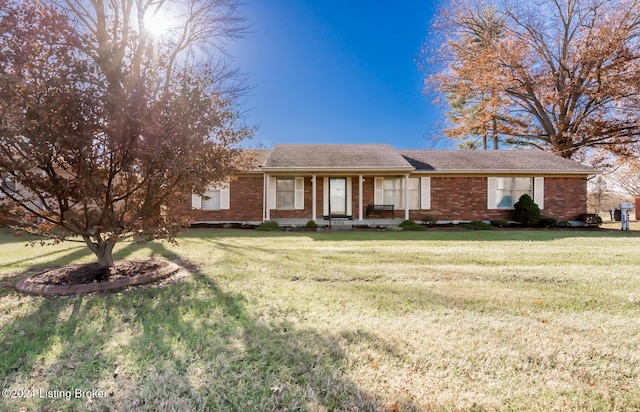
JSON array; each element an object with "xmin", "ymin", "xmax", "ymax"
[{"xmin": 0, "ymin": 243, "xmax": 400, "ymax": 411}]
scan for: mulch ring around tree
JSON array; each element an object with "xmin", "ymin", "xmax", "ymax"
[{"xmin": 16, "ymin": 260, "xmax": 181, "ymax": 296}]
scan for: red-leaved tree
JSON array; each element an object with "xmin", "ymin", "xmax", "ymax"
[{"xmin": 0, "ymin": 0, "xmax": 254, "ymax": 267}]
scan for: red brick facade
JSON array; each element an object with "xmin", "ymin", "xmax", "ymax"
[
  {"xmin": 186, "ymin": 175, "xmax": 264, "ymax": 222},
  {"xmin": 185, "ymin": 174, "xmax": 588, "ymax": 223}
]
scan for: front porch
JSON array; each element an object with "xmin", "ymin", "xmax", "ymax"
[{"xmin": 264, "ymin": 174, "xmax": 419, "ymax": 222}]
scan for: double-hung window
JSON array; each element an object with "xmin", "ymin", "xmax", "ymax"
[
  {"xmin": 488, "ymin": 177, "xmax": 544, "ymax": 209},
  {"xmin": 375, "ymin": 177, "xmax": 430, "ymax": 210},
  {"xmin": 383, "ymin": 178, "xmax": 404, "ymax": 208},
  {"xmin": 496, "ymin": 177, "xmax": 533, "ymax": 209},
  {"xmin": 276, "ymin": 178, "xmax": 295, "ymax": 210},
  {"xmin": 202, "ymin": 186, "xmax": 222, "ymax": 210},
  {"xmin": 191, "ymin": 183, "xmax": 230, "ymax": 210}
]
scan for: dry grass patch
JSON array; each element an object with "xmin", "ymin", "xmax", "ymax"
[{"xmin": 0, "ymin": 228, "xmax": 639, "ymax": 411}]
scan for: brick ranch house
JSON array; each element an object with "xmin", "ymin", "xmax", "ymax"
[{"xmin": 183, "ymin": 144, "xmax": 596, "ymax": 226}]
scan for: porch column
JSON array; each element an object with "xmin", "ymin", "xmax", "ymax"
[
  {"xmin": 404, "ymin": 174, "xmax": 410, "ymax": 220},
  {"xmin": 358, "ymin": 175, "xmax": 363, "ymax": 221},
  {"xmin": 312, "ymin": 175, "xmax": 317, "ymax": 221},
  {"xmin": 264, "ymin": 173, "xmax": 270, "ymax": 221}
]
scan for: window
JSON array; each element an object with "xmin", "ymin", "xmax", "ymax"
[
  {"xmin": 488, "ymin": 177, "xmax": 543, "ymax": 209},
  {"xmin": 496, "ymin": 177, "xmax": 533, "ymax": 209},
  {"xmin": 191, "ymin": 183, "xmax": 230, "ymax": 210},
  {"xmin": 375, "ymin": 177, "xmax": 427, "ymax": 210},
  {"xmin": 276, "ymin": 178, "xmax": 295, "ymax": 210},
  {"xmin": 202, "ymin": 187, "xmax": 221, "ymax": 210},
  {"xmin": 383, "ymin": 178, "xmax": 404, "ymax": 208}
]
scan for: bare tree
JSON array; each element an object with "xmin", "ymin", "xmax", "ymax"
[
  {"xmin": 424, "ymin": 0, "xmax": 640, "ymax": 160},
  {"xmin": 0, "ymin": 0, "xmax": 254, "ymax": 267}
]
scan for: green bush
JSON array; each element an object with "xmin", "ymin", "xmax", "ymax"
[
  {"xmin": 557, "ymin": 220, "xmax": 571, "ymax": 228},
  {"xmin": 462, "ymin": 221, "xmax": 494, "ymax": 230},
  {"xmin": 536, "ymin": 216, "xmax": 559, "ymax": 228},
  {"xmin": 305, "ymin": 220, "xmax": 318, "ymax": 230},
  {"xmin": 421, "ymin": 214, "xmax": 437, "ymax": 227},
  {"xmin": 512, "ymin": 194, "xmax": 541, "ymax": 227},
  {"xmin": 256, "ymin": 220, "xmax": 281, "ymax": 231},
  {"xmin": 399, "ymin": 220, "xmax": 425, "ymax": 231}
]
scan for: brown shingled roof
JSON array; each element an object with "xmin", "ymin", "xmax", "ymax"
[
  {"xmin": 400, "ymin": 150, "xmax": 596, "ymax": 174},
  {"xmin": 262, "ymin": 144, "xmax": 413, "ymax": 171}
]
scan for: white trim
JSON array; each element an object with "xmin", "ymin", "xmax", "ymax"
[
  {"xmin": 420, "ymin": 177, "xmax": 431, "ymax": 209},
  {"xmin": 312, "ymin": 175, "xmax": 317, "ymax": 220},
  {"xmin": 358, "ymin": 175, "xmax": 363, "ymax": 221},
  {"xmin": 268, "ymin": 176, "xmax": 276, "ymax": 214},
  {"xmin": 294, "ymin": 177, "xmax": 304, "ymax": 210},
  {"xmin": 323, "ymin": 177, "xmax": 328, "ymax": 216},
  {"xmin": 374, "ymin": 177, "xmax": 384, "ymax": 204},
  {"xmin": 534, "ymin": 177, "xmax": 544, "ymax": 209},
  {"xmin": 191, "ymin": 194, "xmax": 202, "ymax": 210},
  {"xmin": 220, "ymin": 184, "xmax": 230, "ymax": 210},
  {"xmin": 404, "ymin": 175, "xmax": 409, "ymax": 220},
  {"xmin": 263, "ymin": 174, "xmax": 267, "ymax": 220},
  {"xmin": 487, "ymin": 177, "xmax": 497, "ymax": 209},
  {"xmin": 346, "ymin": 177, "xmax": 353, "ymax": 216}
]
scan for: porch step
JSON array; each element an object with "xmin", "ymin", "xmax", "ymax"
[{"xmin": 329, "ymin": 219, "xmax": 352, "ymax": 231}]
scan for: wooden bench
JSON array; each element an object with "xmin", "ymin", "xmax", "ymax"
[{"xmin": 366, "ymin": 204, "xmax": 395, "ymax": 217}]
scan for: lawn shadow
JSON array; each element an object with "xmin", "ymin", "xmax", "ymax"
[{"xmin": 0, "ymin": 243, "xmax": 399, "ymax": 411}]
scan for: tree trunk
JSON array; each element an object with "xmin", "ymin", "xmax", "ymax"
[
  {"xmin": 492, "ymin": 116, "xmax": 499, "ymax": 150},
  {"xmin": 83, "ymin": 235, "xmax": 117, "ymax": 268},
  {"xmin": 96, "ymin": 247, "xmax": 115, "ymax": 268}
]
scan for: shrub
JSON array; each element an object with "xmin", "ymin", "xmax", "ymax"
[
  {"xmin": 512, "ymin": 194, "xmax": 541, "ymax": 227},
  {"xmin": 399, "ymin": 220, "xmax": 425, "ymax": 231},
  {"xmin": 490, "ymin": 219, "xmax": 508, "ymax": 228},
  {"xmin": 421, "ymin": 214, "xmax": 437, "ymax": 227},
  {"xmin": 536, "ymin": 216, "xmax": 559, "ymax": 228},
  {"xmin": 256, "ymin": 220, "xmax": 281, "ymax": 231},
  {"xmin": 462, "ymin": 221, "xmax": 494, "ymax": 230},
  {"xmin": 576, "ymin": 213, "xmax": 603, "ymax": 227},
  {"xmin": 557, "ymin": 220, "xmax": 571, "ymax": 228},
  {"xmin": 305, "ymin": 220, "xmax": 318, "ymax": 230}
]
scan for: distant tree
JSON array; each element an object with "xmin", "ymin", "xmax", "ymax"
[
  {"xmin": 587, "ymin": 175, "xmax": 610, "ymax": 214},
  {"xmin": 0, "ymin": 0, "xmax": 254, "ymax": 267},
  {"xmin": 436, "ymin": 3, "xmax": 517, "ymax": 150},
  {"xmin": 424, "ymin": 0, "xmax": 640, "ymax": 160},
  {"xmin": 609, "ymin": 165, "xmax": 640, "ymax": 200}
]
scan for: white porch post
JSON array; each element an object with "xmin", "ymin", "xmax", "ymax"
[
  {"xmin": 358, "ymin": 175, "xmax": 363, "ymax": 221},
  {"xmin": 404, "ymin": 174, "xmax": 409, "ymax": 220},
  {"xmin": 264, "ymin": 173, "xmax": 270, "ymax": 221},
  {"xmin": 312, "ymin": 175, "xmax": 317, "ymax": 221}
]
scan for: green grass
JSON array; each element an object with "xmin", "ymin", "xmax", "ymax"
[{"xmin": 1, "ymin": 228, "xmax": 640, "ymax": 411}]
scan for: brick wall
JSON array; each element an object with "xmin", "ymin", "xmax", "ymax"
[
  {"xmin": 408, "ymin": 176, "xmax": 587, "ymax": 222},
  {"xmin": 543, "ymin": 177, "xmax": 587, "ymax": 220},
  {"xmin": 180, "ymin": 174, "xmax": 588, "ymax": 224},
  {"xmin": 185, "ymin": 175, "xmax": 264, "ymax": 222}
]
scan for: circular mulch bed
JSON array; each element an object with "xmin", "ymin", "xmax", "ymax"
[{"xmin": 15, "ymin": 259, "xmax": 181, "ymax": 296}]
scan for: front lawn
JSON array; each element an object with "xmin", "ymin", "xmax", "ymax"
[{"xmin": 1, "ymin": 229, "xmax": 639, "ymax": 411}]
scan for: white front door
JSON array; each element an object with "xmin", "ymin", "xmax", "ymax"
[{"xmin": 329, "ymin": 178, "xmax": 347, "ymax": 216}]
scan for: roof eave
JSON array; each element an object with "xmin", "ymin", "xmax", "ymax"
[
  {"xmin": 260, "ymin": 167, "xmax": 415, "ymax": 173},
  {"xmin": 411, "ymin": 169, "xmax": 597, "ymax": 175}
]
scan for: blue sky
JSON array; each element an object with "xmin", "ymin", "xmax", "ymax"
[{"xmin": 231, "ymin": 0, "xmax": 450, "ymax": 149}]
